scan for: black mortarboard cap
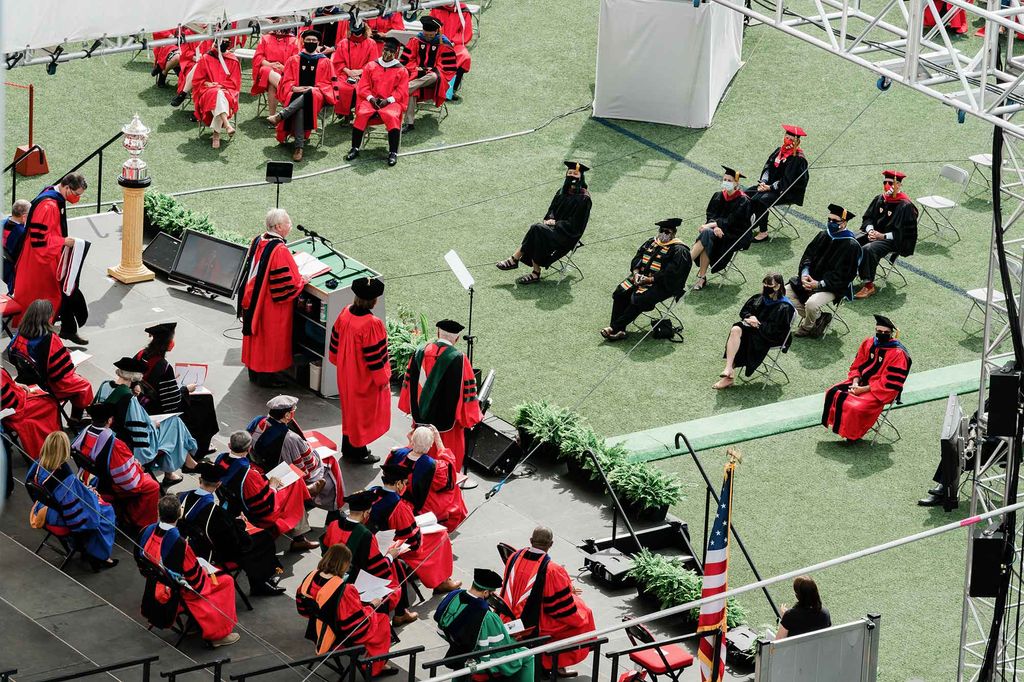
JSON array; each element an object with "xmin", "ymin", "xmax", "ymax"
[
  {"xmin": 113, "ymin": 356, "xmax": 147, "ymax": 373},
  {"xmin": 873, "ymin": 314, "xmax": 896, "ymax": 330},
  {"xmin": 381, "ymin": 464, "xmax": 410, "ymax": 485},
  {"xmin": 301, "ymin": 29, "xmax": 322, "ymax": 41},
  {"xmin": 722, "ymin": 166, "xmax": 746, "ymax": 179},
  {"xmin": 352, "ymin": 277, "xmax": 385, "ymax": 299},
  {"xmin": 86, "ymin": 401, "xmax": 116, "ymax": 424},
  {"xmin": 144, "ymin": 322, "xmax": 177, "ymax": 338},
  {"xmin": 655, "ymin": 218, "xmax": 683, "ymax": 231},
  {"xmin": 345, "ymin": 489, "xmax": 377, "ymax": 511},
  {"xmin": 197, "ymin": 462, "xmax": 225, "ymax": 483},
  {"xmin": 827, "ymin": 203, "xmax": 856, "ymax": 222},
  {"xmin": 350, "ymin": 22, "xmax": 367, "ymax": 35},
  {"xmin": 420, "ymin": 16, "xmax": 443, "ymax": 31},
  {"xmin": 472, "ymin": 568, "xmax": 503, "ymax": 591},
  {"xmin": 563, "ymin": 161, "xmax": 590, "ymax": 174},
  {"xmin": 383, "ymin": 36, "xmax": 402, "ymax": 50},
  {"xmin": 436, "ymin": 319, "xmax": 465, "ymax": 334}
]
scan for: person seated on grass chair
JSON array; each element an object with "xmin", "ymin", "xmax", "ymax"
[
  {"xmin": 853, "ymin": 170, "xmax": 919, "ymax": 300},
  {"xmin": 429, "ymin": 2, "xmax": 474, "ymax": 100},
  {"xmin": 344, "ymin": 37, "xmax": 409, "ymax": 168},
  {"xmin": 785, "ymin": 204, "xmax": 862, "ymax": 338},
  {"xmin": 250, "ymin": 20, "xmax": 299, "ymax": 118},
  {"xmin": 749, "ymin": 124, "xmax": 809, "ymax": 243},
  {"xmin": 821, "ymin": 314, "xmax": 911, "ymax": 442},
  {"xmin": 332, "ymin": 23, "xmax": 382, "ymax": 121},
  {"xmin": 169, "ymin": 28, "xmax": 213, "ymax": 108},
  {"xmin": 191, "ymin": 39, "xmax": 242, "ymax": 149},
  {"xmin": 266, "ymin": 30, "xmax": 336, "ymax": 163},
  {"xmin": 601, "ymin": 219, "xmax": 691, "ymax": 342},
  {"xmin": 496, "ymin": 161, "xmax": 593, "ymax": 285},
  {"xmin": 690, "ymin": 166, "xmax": 754, "ymax": 291},
  {"xmin": 400, "ymin": 15, "xmax": 459, "ymax": 133},
  {"xmin": 713, "ymin": 272, "xmax": 795, "ymax": 389}
]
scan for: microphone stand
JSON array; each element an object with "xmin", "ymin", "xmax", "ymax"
[{"xmin": 465, "ymin": 285, "xmax": 476, "ymax": 367}]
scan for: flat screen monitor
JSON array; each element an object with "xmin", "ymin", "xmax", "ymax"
[
  {"xmin": 940, "ymin": 393, "xmax": 966, "ymax": 474},
  {"xmin": 169, "ymin": 229, "xmax": 249, "ymax": 298},
  {"xmin": 142, "ymin": 231, "xmax": 181, "ymax": 275}
]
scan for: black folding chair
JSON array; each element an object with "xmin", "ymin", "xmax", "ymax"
[
  {"xmin": 135, "ymin": 557, "xmax": 200, "ymax": 648},
  {"xmin": 24, "ymin": 478, "xmax": 77, "ymax": 570},
  {"xmin": 496, "ymin": 542, "xmax": 516, "ymax": 564}
]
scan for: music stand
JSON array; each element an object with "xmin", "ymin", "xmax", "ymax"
[{"xmin": 266, "ymin": 161, "xmax": 294, "ymax": 208}]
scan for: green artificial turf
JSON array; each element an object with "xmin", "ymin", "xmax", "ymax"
[{"xmin": 654, "ymin": 395, "xmax": 977, "ymax": 682}]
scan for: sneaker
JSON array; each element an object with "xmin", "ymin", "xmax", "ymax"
[{"xmin": 210, "ymin": 632, "xmax": 240, "ymax": 648}]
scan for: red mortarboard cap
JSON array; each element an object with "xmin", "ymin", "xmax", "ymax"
[
  {"xmin": 781, "ymin": 124, "xmax": 807, "ymax": 137},
  {"xmin": 882, "ymin": 169, "xmax": 907, "ymax": 181}
]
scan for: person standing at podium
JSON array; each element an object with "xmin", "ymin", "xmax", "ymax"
[
  {"xmin": 329, "ymin": 276, "xmax": 390, "ymax": 465},
  {"xmin": 238, "ymin": 209, "xmax": 310, "ymax": 388}
]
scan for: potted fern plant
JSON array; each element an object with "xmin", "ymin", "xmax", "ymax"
[
  {"xmin": 385, "ymin": 307, "xmax": 430, "ymax": 387},
  {"xmin": 608, "ymin": 462, "xmax": 683, "ymax": 523},
  {"xmin": 512, "ymin": 400, "xmax": 582, "ymax": 461}
]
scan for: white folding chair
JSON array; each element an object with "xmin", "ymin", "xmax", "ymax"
[
  {"xmin": 876, "ymin": 252, "xmax": 908, "ymax": 288},
  {"xmin": 546, "ymin": 241, "xmax": 584, "ymax": 283},
  {"xmin": 962, "ymin": 257, "xmax": 1020, "ymax": 333},
  {"xmin": 869, "ymin": 400, "xmax": 902, "ymax": 445},
  {"xmin": 766, "ymin": 204, "xmax": 801, "ymax": 240},
  {"xmin": 967, "ymin": 153, "xmax": 993, "ymax": 197},
  {"xmin": 737, "ymin": 306, "xmax": 796, "ymax": 389},
  {"xmin": 917, "ymin": 164, "xmax": 969, "ymax": 242},
  {"xmin": 711, "ymin": 255, "xmax": 747, "ymax": 287}
]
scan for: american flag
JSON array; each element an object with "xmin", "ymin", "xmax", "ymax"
[{"xmin": 697, "ymin": 460, "xmax": 735, "ymax": 682}]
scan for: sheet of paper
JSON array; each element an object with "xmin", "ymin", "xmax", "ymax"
[
  {"xmin": 196, "ymin": 557, "xmax": 218, "ymax": 575},
  {"xmin": 354, "ymin": 570, "xmax": 394, "ymax": 602},
  {"xmin": 293, "ymin": 251, "xmax": 331, "ymax": 279},
  {"xmin": 266, "ymin": 461, "xmax": 302, "ymax": 489},
  {"xmin": 505, "ymin": 619, "xmax": 525, "ymax": 635},
  {"xmin": 315, "ymin": 446, "xmax": 338, "ymax": 461},
  {"xmin": 69, "ymin": 350, "xmax": 91, "ymax": 366},
  {"xmin": 420, "ymin": 523, "xmax": 447, "ymax": 535},
  {"xmin": 414, "ymin": 511, "xmax": 438, "ymax": 528},
  {"xmin": 149, "ymin": 412, "xmax": 182, "ymax": 428},
  {"xmin": 191, "ymin": 386, "xmax": 212, "ymax": 396},
  {"xmin": 174, "ymin": 362, "xmax": 208, "ymax": 388},
  {"xmin": 375, "ymin": 529, "xmax": 396, "ymax": 548}
]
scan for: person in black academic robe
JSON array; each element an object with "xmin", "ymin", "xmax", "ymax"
[
  {"xmin": 713, "ymin": 273, "xmax": 796, "ymax": 388},
  {"xmin": 690, "ymin": 166, "xmax": 754, "ymax": 289},
  {"xmin": 785, "ymin": 204, "xmax": 862, "ymax": 338},
  {"xmin": 853, "ymin": 170, "xmax": 919, "ymax": 299},
  {"xmin": 749, "ymin": 125, "xmax": 810, "ymax": 242},
  {"xmin": 601, "ymin": 219, "xmax": 691, "ymax": 341},
  {"xmin": 176, "ymin": 463, "xmax": 285, "ymax": 596},
  {"xmin": 496, "ymin": 161, "xmax": 593, "ymax": 285}
]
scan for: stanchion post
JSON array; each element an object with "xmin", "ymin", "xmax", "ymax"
[{"xmin": 108, "ymin": 114, "xmax": 154, "ymax": 284}]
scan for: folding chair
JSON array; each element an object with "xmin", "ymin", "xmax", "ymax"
[
  {"xmin": 1, "ymin": 293, "xmax": 23, "ymax": 338},
  {"xmin": 876, "ymin": 251, "xmax": 908, "ymax": 288},
  {"xmin": 634, "ymin": 295, "xmax": 685, "ymax": 343},
  {"xmin": 710, "ymin": 256, "xmax": 747, "ymax": 287},
  {"xmin": 24, "ymin": 478, "xmax": 77, "ymax": 570},
  {"xmin": 622, "ymin": 617, "xmax": 694, "ymax": 682},
  {"xmin": 222, "ymin": 561, "xmax": 254, "ymax": 611},
  {"xmin": 822, "ymin": 296, "xmax": 850, "ymax": 335},
  {"xmin": 869, "ymin": 398, "xmax": 902, "ymax": 445},
  {"xmin": 967, "ymin": 153, "xmax": 994, "ymax": 197},
  {"xmin": 917, "ymin": 164, "xmax": 969, "ymax": 242},
  {"xmin": 962, "ymin": 258, "xmax": 1019, "ymax": 333},
  {"xmin": 358, "ymin": 114, "xmax": 402, "ymax": 154},
  {"xmin": 496, "ymin": 542, "xmax": 516, "ymax": 564},
  {"xmin": 546, "ymin": 241, "xmax": 584, "ymax": 283},
  {"xmin": 766, "ymin": 204, "xmax": 800, "ymax": 240},
  {"xmin": 416, "ymin": 98, "xmax": 449, "ymax": 124},
  {"xmin": 396, "ymin": 558, "xmax": 425, "ymax": 604},
  {"xmin": 136, "ymin": 558, "xmax": 200, "ymax": 648},
  {"xmin": 737, "ymin": 308, "xmax": 796, "ymax": 389}
]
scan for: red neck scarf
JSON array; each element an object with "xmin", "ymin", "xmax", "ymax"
[
  {"xmin": 774, "ymin": 143, "xmax": 798, "ymax": 167},
  {"xmin": 721, "ymin": 188, "xmax": 745, "ymax": 202},
  {"xmin": 884, "ymin": 190, "xmax": 909, "ymax": 204}
]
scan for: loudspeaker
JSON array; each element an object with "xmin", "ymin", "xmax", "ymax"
[
  {"xmin": 970, "ymin": 527, "xmax": 1005, "ymax": 597},
  {"xmin": 468, "ymin": 416, "xmax": 523, "ymax": 476},
  {"xmin": 987, "ymin": 365, "xmax": 1020, "ymax": 438},
  {"xmin": 583, "ymin": 548, "xmax": 635, "ymax": 588},
  {"xmin": 142, "ymin": 232, "xmax": 181, "ymax": 276}
]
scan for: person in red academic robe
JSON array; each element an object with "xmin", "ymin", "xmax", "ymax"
[
  {"xmin": 429, "ymin": 3, "xmax": 472, "ymax": 98},
  {"xmin": 329, "ymin": 276, "xmax": 390, "ymax": 464},
  {"xmin": 267, "ymin": 30, "xmax": 336, "ymax": 162},
  {"xmin": 138, "ymin": 495, "xmax": 239, "ymax": 647},
  {"xmin": 500, "ymin": 527, "xmax": 597, "ymax": 675},
  {"xmin": 399, "ymin": 16, "xmax": 458, "ymax": 132},
  {"xmin": 822, "ymin": 315, "xmax": 912, "ymax": 441},
  {"xmin": 924, "ymin": 0, "xmax": 968, "ymax": 34},
  {"xmin": 399, "ymin": 319, "xmax": 482, "ymax": 472},
  {"xmin": 322, "ymin": 489, "xmax": 418, "ymax": 624},
  {"xmin": 73, "ymin": 402, "xmax": 160, "ymax": 533},
  {"xmin": 331, "ymin": 23, "xmax": 383, "ymax": 119},
  {"xmin": 250, "ymin": 25, "xmax": 298, "ymax": 117},
  {"xmin": 367, "ymin": 12, "xmax": 406, "ymax": 38},
  {"xmin": 213, "ymin": 429, "xmax": 318, "ymax": 553},
  {"xmin": 296, "ymin": 544, "xmax": 396, "ymax": 676},
  {"xmin": 7, "ymin": 299, "xmax": 94, "ymax": 422},
  {"xmin": 368, "ymin": 465, "xmax": 462, "ymax": 592},
  {"xmin": 385, "ymin": 426, "xmax": 467, "ymax": 532},
  {"xmin": 191, "ymin": 41, "xmax": 242, "ymax": 149},
  {"xmin": 170, "ymin": 31, "xmax": 214, "ymax": 106},
  {"xmin": 344, "ymin": 37, "xmax": 409, "ymax": 167},
  {"xmin": 10, "ymin": 175, "xmax": 87, "ymax": 336},
  {"xmin": 150, "ymin": 28, "xmax": 181, "ymax": 88},
  {"xmin": 1, "ymin": 366, "xmax": 59, "ymax": 460},
  {"xmin": 237, "ymin": 209, "xmax": 308, "ymax": 386}
]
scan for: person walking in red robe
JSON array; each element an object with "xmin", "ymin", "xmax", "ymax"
[
  {"xmin": 500, "ymin": 527, "xmax": 597, "ymax": 676},
  {"xmin": 369, "ymin": 465, "xmax": 462, "ymax": 592},
  {"xmin": 192, "ymin": 41, "xmax": 242, "ymax": 149},
  {"xmin": 429, "ymin": 3, "xmax": 472, "ymax": 99},
  {"xmin": 329, "ymin": 276, "xmax": 390, "ymax": 464},
  {"xmin": 267, "ymin": 30, "xmax": 336, "ymax": 162},
  {"xmin": 344, "ymin": 37, "xmax": 409, "ymax": 167},
  {"xmin": 399, "ymin": 16, "xmax": 458, "ymax": 133},
  {"xmin": 399, "ymin": 319, "xmax": 482, "ymax": 472},
  {"xmin": 138, "ymin": 495, "xmax": 240, "ymax": 647},
  {"xmin": 11, "ymin": 174, "xmax": 87, "ymax": 341},
  {"xmin": 250, "ymin": 23, "xmax": 298, "ymax": 117},
  {"xmin": 73, "ymin": 402, "xmax": 160, "ymax": 533},
  {"xmin": 384, "ymin": 426, "xmax": 467, "ymax": 532},
  {"xmin": 1, "ymin": 366, "xmax": 59, "ymax": 460},
  {"xmin": 332, "ymin": 23, "xmax": 383, "ymax": 119},
  {"xmin": 238, "ymin": 209, "xmax": 308, "ymax": 387},
  {"xmin": 822, "ymin": 315, "xmax": 911, "ymax": 441}
]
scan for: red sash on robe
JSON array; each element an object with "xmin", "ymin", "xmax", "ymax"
[{"xmin": 823, "ymin": 337, "xmax": 911, "ymax": 440}]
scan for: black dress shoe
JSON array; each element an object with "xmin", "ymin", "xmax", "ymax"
[
  {"xmin": 170, "ymin": 92, "xmax": 187, "ymax": 107},
  {"xmin": 917, "ymin": 493, "xmax": 948, "ymax": 507},
  {"xmin": 157, "ymin": 72, "xmax": 168, "ymax": 88},
  {"xmin": 387, "ymin": 152, "xmax": 398, "ymax": 167},
  {"xmin": 344, "ymin": 452, "xmax": 381, "ymax": 465},
  {"xmin": 60, "ymin": 332, "xmax": 89, "ymax": 345},
  {"xmin": 345, "ymin": 147, "xmax": 360, "ymax": 161},
  {"xmin": 400, "ymin": 123, "xmax": 415, "ymax": 134},
  {"xmin": 250, "ymin": 581, "xmax": 286, "ymax": 597},
  {"xmin": 151, "ymin": 65, "xmax": 161, "ymax": 76},
  {"xmin": 928, "ymin": 484, "xmax": 945, "ymax": 496}
]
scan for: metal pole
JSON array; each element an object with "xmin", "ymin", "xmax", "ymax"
[
  {"xmin": 465, "ymin": 286, "xmax": 475, "ymax": 366},
  {"xmin": 27, "ymin": 84, "xmax": 33, "ymax": 147},
  {"xmin": 586, "ymin": 449, "xmax": 641, "ymax": 552},
  {"xmin": 702, "ymin": 487, "xmax": 711, "ymax": 566},
  {"xmin": 97, "ymin": 149, "xmax": 103, "ymax": 213}
]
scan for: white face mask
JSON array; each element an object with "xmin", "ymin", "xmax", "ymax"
[{"xmin": 721, "ymin": 180, "xmax": 736, "ymax": 192}]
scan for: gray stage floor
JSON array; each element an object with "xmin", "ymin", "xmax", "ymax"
[{"xmin": 0, "ymin": 212, "xmax": 754, "ymax": 682}]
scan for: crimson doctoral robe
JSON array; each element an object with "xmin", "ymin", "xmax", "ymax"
[
  {"xmin": 213, "ymin": 452, "xmax": 310, "ymax": 536},
  {"xmin": 430, "ymin": 5, "xmax": 473, "ymax": 72},
  {"xmin": 251, "ymin": 34, "xmax": 298, "ymax": 94},
  {"xmin": 331, "ymin": 36, "xmax": 383, "ymax": 116},
  {"xmin": 323, "ymin": 516, "xmax": 402, "ymax": 611},
  {"xmin": 329, "ymin": 305, "xmax": 391, "ymax": 449},
  {"xmin": 500, "ymin": 547, "xmax": 597, "ymax": 669},
  {"xmin": 151, "ymin": 29, "xmax": 178, "ymax": 71},
  {"xmin": 823, "ymin": 337, "xmax": 912, "ymax": 440},
  {"xmin": 177, "ymin": 37, "xmax": 214, "ymax": 94},
  {"xmin": 238, "ymin": 233, "xmax": 303, "ymax": 373},
  {"xmin": 8, "ymin": 332, "xmax": 94, "ymax": 409},
  {"xmin": 73, "ymin": 424, "xmax": 160, "ymax": 530},
  {"xmin": 1, "ymin": 367, "xmax": 59, "ymax": 460},
  {"xmin": 139, "ymin": 523, "xmax": 237, "ymax": 642},
  {"xmin": 399, "ymin": 339, "xmax": 482, "ymax": 471},
  {"xmin": 192, "ymin": 51, "xmax": 242, "ymax": 126},
  {"xmin": 366, "ymin": 14, "xmax": 406, "ymax": 35},
  {"xmin": 385, "ymin": 446, "xmax": 467, "ymax": 532},
  {"xmin": 369, "ymin": 487, "xmax": 454, "ymax": 589},
  {"xmin": 11, "ymin": 186, "xmax": 66, "ymax": 322},
  {"xmin": 353, "ymin": 59, "xmax": 409, "ymax": 130},
  {"xmin": 401, "ymin": 35, "xmax": 458, "ymax": 106},
  {"xmin": 275, "ymin": 53, "xmax": 336, "ymax": 143}
]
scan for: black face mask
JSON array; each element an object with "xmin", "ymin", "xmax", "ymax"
[
  {"xmin": 563, "ymin": 176, "xmax": 581, "ymax": 192},
  {"xmin": 763, "ymin": 286, "xmax": 775, "ymax": 298},
  {"xmin": 304, "ymin": 42, "xmax": 319, "ymax": 53},
  {"xmin": 875, "ymin": 331, "xmax": 892, "ymax": 344},
  {"xmin": 219, "ymin": 40, "xmax": 231, "ymax": 53}
]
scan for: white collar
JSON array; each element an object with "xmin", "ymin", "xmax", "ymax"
[
  {"xmin": 228, "ymin": 452, "xmax": 246, "ymax": 459},
  {"xmin": 436, "ymin": 338, "xmax": 453, "ymax": 347},
  {"xmin": 158, "ymin": 522, "xmax": 175, "ymax": 531},
  {"xmin": 195, "ymin": 488, "xmax": 214, "ymax": 497},
  {"xmin": 377, "ymin": 56, "xmax": 400, "ymax": 68}
]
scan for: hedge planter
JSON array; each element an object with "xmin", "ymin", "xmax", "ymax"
[
  {"xmin": 517, "ymin": 429, "xmax": 560, "ymax": 462},
  {"xmin": 622, "ymin": 500, "xmax": 670, "ymax": 524},
  {"xmin": 565, "ymin": 458, "xmax": 606, "ymax": 491},
  {"xmin": 635, "ymin": 583, "xmax": 662, "ymax": 610}
]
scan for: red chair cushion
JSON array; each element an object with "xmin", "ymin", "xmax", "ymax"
[
  {"xmin": 629, "ymin": 644, "xmax": 694, "ymax": 674},
  {"xmin": 1, "ymin": 294, "xmax": 24, "ymax": 317}
]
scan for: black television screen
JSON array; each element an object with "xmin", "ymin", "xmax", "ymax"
[{"xmin": 169, "ymin": 229, "xmax": 249, "ymax": 298}]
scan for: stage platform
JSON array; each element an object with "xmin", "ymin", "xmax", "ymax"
[{"xmin": 0, "ymin": 212, "xmax": 756, "ymax": 682}]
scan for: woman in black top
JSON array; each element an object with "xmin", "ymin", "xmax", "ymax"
[{"xmin": 777, "ymin": 575, "xmax": 831, "ymax": 639}]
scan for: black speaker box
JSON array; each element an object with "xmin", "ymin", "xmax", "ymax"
[
  {"xmin": 142, "ymin": 232, "xmax": 181, "ymax": 276},
  {"xmin": 468, "ymin": 416, "xmax": 523, "ymax": 476},
  {"xmin": 970, "ymin": 527, "xmax": 1005, "ymax": 597},
  {"xmin": 988, "ymin": 365, "xmax": 1020, "ymax": 438}
]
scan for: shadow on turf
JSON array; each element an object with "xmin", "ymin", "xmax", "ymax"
[
  {"xmin": 490, "ymin": 280, "xmax": 575, "ymax": 311},
  {"xmin": 792, "ymin": 332, "xmax": 846, "ymax": 370},
  {"xmin": 686, "ymin": 282, "xmax": 745, "ymax": 315},
  {"xmin": 814, "ymin": 438, "xmax": 895, "ymax": 478}
]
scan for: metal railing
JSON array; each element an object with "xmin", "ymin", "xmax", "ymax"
[
  {"xmin": 161, "ymin": 658, "xmax": 230, "ymax": 682},
  {"xmin": 1, "ymin": 669, "xmax": 16, "ymax": 682},
  {"xmin": 35, "ymin": 656, "xmax": 160, "ymax": 682},
  {"xmin": 228, "ymin": 646, "xmax": 364, "ymax": 682},
  {"xmin": 422, "ymin": 636, "xmax": 551, "ymax": 677},
  {"xmin": 606, "ymin": 630, "xmax": 720, "ymax": 682},
  {"xmin": 359, "ymin": 644, "xmax": 425, "ymax": 682}
]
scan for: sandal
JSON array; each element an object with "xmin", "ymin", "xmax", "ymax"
[
  {"xmin": 516, "ymin": 271, "xmax": 540, "ymax": 285},
  {"xmin": 496, "ymin": 256, "xmax": 520, "ymax": 271},
  {"xmin": 713, "ymin": 373, "xmax": 735, "ymax": 390},
  {"xmin": 605, "ymin": 330, "xmax": 627, "ymax": 342},
  {"xmin": 692, "ymin": 275, "xmax": 707, "ymax": 291},
  {"xmin": 211, "ymin": 133, "xmax": 221, "ymax": 149},
  {"xmin": 600, "ymin": 327, "xmax": 614, "ymax": 338},
  {"xmin": 752, "ymin": 232, "xmax": 770, "ymax": 243}
]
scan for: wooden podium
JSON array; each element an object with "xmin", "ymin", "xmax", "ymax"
[{"xmin": 288, "ymin": 237, "xmax": 384, "ymax": 398}]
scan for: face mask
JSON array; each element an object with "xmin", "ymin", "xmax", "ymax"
[
  {"xmin": 782, "ymin": 137, "xmax": 794, "ymax": 149},
  {"xmin": 827, "ymin": 219, "xmax": 842, "ymax": 233},
  {"xmin": 564, "ymin": 175, "xmax": 580, "ymax": 191},
  {"xmin": 875, "ymin": 331, "xmax": 892, "ymax": 344},
  {"xmin": 304, "ymin": 42, "xmax": 318, "ymax": 52},
  {"xmin": 763, "ymin": 286, "xmax": 775, "ymax": 298},
  {"xmin": 66, "ymin": 192, "xmax": 81, "ymax": 204},
  {"xmin": 657, "ymin": 231, "xmax": 672, "ymax": 242},
  {"xmin": 167, "ymin": 339, "xmax": 175, "ymax": 352},
  {"xmin": 219, "ymin": 40, "xmax": 231, "ymax": 53},
  {"xmin": 721, "ymin": 180, "xmax": 736, "ymax": 192}
]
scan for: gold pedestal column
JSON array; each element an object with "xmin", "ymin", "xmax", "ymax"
[{"xmin": 107, "ymin": 180, "xmax": 154, "ymax": 283}]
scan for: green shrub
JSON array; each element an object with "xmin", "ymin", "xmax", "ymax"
[
  {"xmin": 629, "ymin": 549, "xmax": 747, "ymax": 626},
  {"xmin": 559, "ymin": 424, "xmax": 603, "ymax": 464},
  {"xmin": 512, "ymin": 400, "xmax": 582, "ymax": 448},
  {"xmin": 144, "ymin": 191, "xmax": 245, "ymax": 244},
  {"xmin": 385, "ymin": 306, "xmax": 430, "ymax": 375},
  {"xmin": 608, "ymin": 461, "xmax": 683, "ymax": 510}
]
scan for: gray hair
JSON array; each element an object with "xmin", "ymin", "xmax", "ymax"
[
  {"xmin": 229, "ymin": 430, "xmax": 253, "ymax": 454},
  {"xmin": 265, "ymin": 208, "xmax": 290, "ymax": 233},
  {"xmin": 530, "ymin": 526, "xmax": 554, "ymax": 550},
  {"xmin": 115, "ymin": 368, "xmax": 144, "ymax": 383},
  {"xmin": 11, "ymin": 200, "xmax": 30, "ymax": 217},
  {"xmin": 411, "ymin": 426, "xmax": 434, "ymax": 452}
]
